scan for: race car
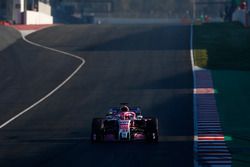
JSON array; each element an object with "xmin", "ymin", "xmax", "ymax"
[{"xmin": 91, "ymin": 103, "xmax": 159, "ymax": 143}]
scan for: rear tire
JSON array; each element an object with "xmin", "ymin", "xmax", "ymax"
[
  {"xmin": 91, "ymin": 118, "xmax": 104, "ymax": 143},
  {"xmin": 145, "ymin": 117, "xmax": 159, "ymax": 143}
]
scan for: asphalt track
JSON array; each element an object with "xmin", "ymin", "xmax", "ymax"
[{"xmin": 0, "ymin": 24, "xmax": 193, "ymax": 167}]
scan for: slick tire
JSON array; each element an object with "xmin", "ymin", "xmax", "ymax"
[
  {"xmin": 91, "ymin": 118, "xmax": 104, "ymax": 143},
  {"xmin": 145, "ymin": 117, "xmax": 159, "ymax": 143}
]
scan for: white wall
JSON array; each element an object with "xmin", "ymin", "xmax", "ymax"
[
  {"xmin": 38, "ymin": 1, "xmax": 51, "ymax": 16},
  {"xmin": 24, "ymin": 1, "xmax": 53, "ymax": 25},
  {"xmin": 25, "ymin": 10, "xmax": 53, "ymax": 25}
]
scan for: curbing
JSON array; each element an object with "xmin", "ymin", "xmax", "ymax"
[
  {"xmin": 190, "ymin": 24, "xmax": 199, "ymax": 167},
  {"xmin": 191, "ymin": 24, "xmax": 232, "ymax": 167}
]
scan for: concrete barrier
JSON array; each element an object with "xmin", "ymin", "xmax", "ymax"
[
  {"xmin": 25, "ymin": 10, "xmax": 53, "ymax": 25},
  {"xmin": 38, "ymin": 1, "xmax": 51, "ymax": 16}
]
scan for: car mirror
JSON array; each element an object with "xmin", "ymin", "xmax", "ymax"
[{"xmin": 137, "ymin": 115, "xmax": 143, "ymax": 120}]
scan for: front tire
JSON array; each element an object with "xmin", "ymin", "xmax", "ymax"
[
  {"xmin": 145, "ymin": 117, "xmax": 159, "ymax": 143},
  {"xmin": 91, "ymin": 118, "xmax": 104, "ymax": 143}
]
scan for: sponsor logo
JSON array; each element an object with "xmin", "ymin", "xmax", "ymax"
[
  {"xmin": 119, "ymin": 120, "xmax": 130, "ymax": 130},
  {"xmin": 120, "ymin": 124, "xmax": 129, "ymax": 129}
]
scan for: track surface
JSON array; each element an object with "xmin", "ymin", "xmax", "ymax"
[{"xmin": 0, "ymin": 25, "xmax": 193, "ymax": 167}]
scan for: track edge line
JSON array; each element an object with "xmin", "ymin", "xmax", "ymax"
[{"xmin": 0, "ymin": 27, "xmax": 85, "ymax": 129}]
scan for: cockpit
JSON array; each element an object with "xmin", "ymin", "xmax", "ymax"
[{"xmin": 119, "ymin": 112, "xmax": 136, "ymax": 120}]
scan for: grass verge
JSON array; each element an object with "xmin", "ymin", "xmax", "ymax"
[
  {"xmin": 194, "ymin": 22, "xmax": 250, "ymax": 70},
  {"xmin": 194, "ymin": 22, "xmax": 250, "ymax": 167}
]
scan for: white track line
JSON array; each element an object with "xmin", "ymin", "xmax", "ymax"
[
  {"xmin": 0, "ymin": 29, "xmax": 85, "ymax": 129},
  {"xmin": 190, "ymin": 24, "xmax": 199, "ymax": 167}
]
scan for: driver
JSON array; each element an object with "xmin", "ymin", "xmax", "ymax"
[{"xmin": 120, "ymin": 105, "xmax": 129, "ymax": 112}]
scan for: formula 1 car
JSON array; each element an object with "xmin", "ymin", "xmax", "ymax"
[{"xmin": 91, "ymin": 103, "xmax": 159, "ymax": 143}]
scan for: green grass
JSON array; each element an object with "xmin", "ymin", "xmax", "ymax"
[
  {"xmin": 194, "ymin": 22, "xmax": 250, "ymax": 70},
  {"xmin": 193, "ymin": 49, "xmax": 208, "ymax": 68},
  {"xmin": 194, "ymin": 22, "xmax": 250, "ymax": 167}
]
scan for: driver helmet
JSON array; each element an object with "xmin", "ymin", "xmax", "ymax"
[{"xmin": 120, "ymin": 105, "xmax": 129, "ymax": 112}]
